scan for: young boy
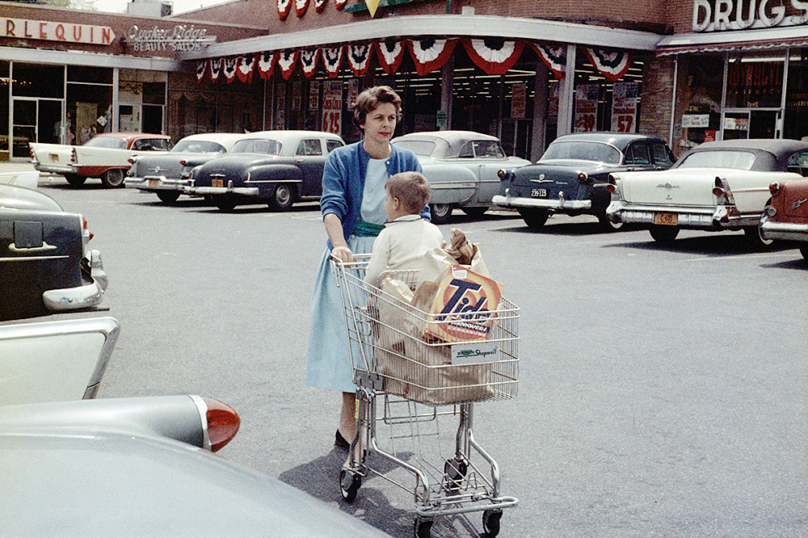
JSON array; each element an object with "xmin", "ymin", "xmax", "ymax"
[{"xmin": 365, "ymin": 171, "xmax": 444, "ymax": 286}]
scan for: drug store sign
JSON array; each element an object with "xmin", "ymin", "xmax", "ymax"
[{"xmin": 693, "ymin": 0, "xmax": 808, "ymax": 31}]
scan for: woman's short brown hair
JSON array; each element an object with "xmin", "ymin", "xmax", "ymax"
[
  {"xmin": 386, "ymin": 172, "xmax": 430, "ymax": 214},
  {"xmin": 352, "ymin": 86, "xmax": 403, "ymax": 128}
]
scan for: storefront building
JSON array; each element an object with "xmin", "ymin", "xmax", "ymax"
[{"xmin": 1, "ymin": 0, "xmax": 806, "ymax": 161}]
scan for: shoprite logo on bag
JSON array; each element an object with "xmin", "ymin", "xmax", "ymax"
[
  {"xmin": 426, "ymin": 265, "xmax": 503, "ymax": 343},
  {"xmin": 451, "ymin": 342, "xmax": 500, "ymax": 366}
]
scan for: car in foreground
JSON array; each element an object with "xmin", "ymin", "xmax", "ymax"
[
  {"xmin": 0, "ymin": 317, "xmax": 119, "ymax": 405},
  {"xmin": 760, "ymin": 174, "xmax": 808, "ymax": 260},
  {"xmin": 30, "ymin": 132, "xmax": 172, "ymax": 188},
  {"xmin": 125, "ymin": 132, "xmax": 246, "ymax": 203},
  {"xmin": 0, "ymin": 395, "xmax": 393, "ymax": 538},
  {"xmin": 391, "ymin": 130, "xmax": 531, "ymax": 224},
  {"xmin": 493, "ymin": 133, "xmax": 675, "ymax": 230},
  {"xmin": 0, "ymin": 169, "xmax": 39, "ymax": 189},
  {"xmin": 0, "ymin": 184, "xmax": 107, "ymax": 321},
  {"xmin": 607, "ymin": 139, "xmax": 808, "ymax": 246},
  {"xmin": 186, "ymin": 130, "xmax": 345, "ymax": 211}
]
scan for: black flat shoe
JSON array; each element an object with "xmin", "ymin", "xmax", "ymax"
[{"xmin": 335, "ymin": 429, "xmax": 350, "ymax": 449}]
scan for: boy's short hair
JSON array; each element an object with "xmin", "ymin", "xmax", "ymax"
[
  {"xmin": 352, "ymin": 86, "xmax": 403, "ymax": 128},
  {"xmin": 386, "ymin": 172, "xmax": 430, "ymax": 214}
]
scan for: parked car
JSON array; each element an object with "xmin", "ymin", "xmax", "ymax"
[
  {"xmin": 494, "ymin": 133, "xmax": 675, "ymax": 230},
  {"xmin": 186, "ymin": 130, "xmax": 345, "ymax": 211},
  {"xmin": 125, "ymin": 132, "xmax": 246, "ymax": 203},
  {"xmin": 0, "ymin": 169, "xmax": 39, "ymax": 189},
  {"xmin": 760, "ymin": 173, "xmax": 808, "ymax": 260},
  {"xmin": 607, "ymin": 139, "xmax": 808, "ymax": 246},
  {"xmin": 30, "ymin": 132, "xmax": 172, "ymax": 188},
  {"xmin": 391, "ymin": 130, "xmax": 531, "ymax": 224},
  {"xmin": 0, "ymin": 316, "xmax": 119, "ymax": 405},
  {"xmin": 0, "ymin": 184, "xmax": 107, "ymax": 321},
  {"xmin": 0, "ymin": 395, "xmax": 393, "ymax": 538}
]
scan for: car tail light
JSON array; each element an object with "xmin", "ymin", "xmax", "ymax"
[
  {"xmin": 713, "ymin": 177, "xmax": 735, "ymax": 204},
  {"xmin": 578, "ymin": 172, "xmax": 588, "ymax": 183},
  {"xmin": 180, "ymin": 159, "xmax": 188, "ymax": 166},
  {"xmin": 128, "ymin": 157, "xmax": 136, "ymax": 164},
  {"xmin": 82, "ymin": 216, "xmax": 94, "ymax": 241},
  {"xmin": 769, "ymin": 181, "xmax": 780, "ymax": 196},
  {"xmin": 71, "ymin": 148, "xmax": 77, "ymax": 164},
  {"xmin": 29, "ymin": 145, "xmax": 34, "ymax": 160},
  {"xmin": 201, "ymin": 397, "xmax": 240, "ymax": 452},
  {"xmin": 497, "ymin": 169, "xmax": 507, "ymax": 180},
  {"xmin": 606, "ymin": 174, "xmax": 617, "ymax": 193}
]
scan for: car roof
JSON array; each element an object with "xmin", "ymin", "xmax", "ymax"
[
  {"xmin": 100, "ymin": 133, "xmax": 171, "ymax": 140},
  {"xmin": 685, "ymin": 138, "xmax": 808, "ymax": 156},
  {"xmin": 392, "ymin": 130, "xmax": 501, "ymax": 158},
  {"xmin": 239, "ymin": 130, "xmax": 344, "ymax": 142},
  {"xmin": 550, "ymin": 132, "xmax": 666, "ymax": 148}
]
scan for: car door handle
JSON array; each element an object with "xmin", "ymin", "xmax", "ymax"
[{"xmin": 9, "ymin": 242, "xmax": 58, "ymax": 253}]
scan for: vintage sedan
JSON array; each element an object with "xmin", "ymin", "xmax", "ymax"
[
  {"xmin": 493, "ymin": 133, "xmax": 675, "ymax": 230},
  {"xmin": 125, "ymin": 132, "xmax": 246, "ymax": 203},
  {"xmin": 0, "ymin": 395, "xmax": 394, "ymax": 538},
  {"xmin": 391, "ymin": 131, "xmax": 531, "ymax": 224},
  {"xmin": 0, "ymin": 184, "xmax": 107, "ymax": 321},
  {"xmin": 30, "ymin": 132, "xmax": 172, "ymax": 188},
  {"xmin": 187, "ymin": 130, "xmax": 345, "ymax": 211},
  {"xmin": 760, "ymin": 173, "xmax": 808, "ymax": 260},
  {"xmin": 607, "ymin": 139, "xmax": 808, "ymax": 246}
]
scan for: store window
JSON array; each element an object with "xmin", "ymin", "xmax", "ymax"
[
  {"xmin": 68, "ymin": 66, "xmax": 113, "ymax": 145},
  {"xmin": 0, "ymin": 61, "xmax": 9, "ymax": 159},
  {"xmin": 785, "ymin": 49, "xmax": 808, "ymax": 141},
  {"xmin": 119, "ymin": 69, "xmax": 167, "ymax": 134}
]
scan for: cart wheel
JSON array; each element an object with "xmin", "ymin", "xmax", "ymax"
[
  {"xmin": 482, "ymin": 509, "xmax": 502, "ymax": 537},
  {"xmin": 413, "ymin": 517, "xmax": 433, "ymax": 538},
  {"xmin": 444, "ymin": 457, "xmax": 467, "ymax": 492},
  {"xmin": 339, "ymin": 469, "xmax": 361, "ymax": 503}
]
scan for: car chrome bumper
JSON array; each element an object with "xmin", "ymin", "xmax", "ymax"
[
  {"xmin": 492, "ymin": 193, "xmax": 591, "ymax": 211},
  {"xmin": 125, "ymin": 176, "xmax": 190, "ymax": 192},
  {"xmin": 42, "ymin": 249, "xmax": 107, "ymax": 312},
  {"xmin": 187, "ymin": 185, "xmax": 260, "ymax": 196},
  {"xmin": 759, "ymin": 216, "xmax": 808, "ymax": 242},
  {"xmin": 606, "ymin": 201, "xmax": 758, "ymax": 229},
  {"xmin": 34, "ymin": 163, "xmax": 76, "ymax": 175}
]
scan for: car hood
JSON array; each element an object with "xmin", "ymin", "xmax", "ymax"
[{"xmin": 0, "ymin": 184, "xmax": 63, "ymax": 212}]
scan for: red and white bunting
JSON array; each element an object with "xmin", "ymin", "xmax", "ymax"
[
  {"xmin": 209, "ymin": 58, "xmax": 222, "ymax": 82},
  {"xmin": 347, "ymin": 43, "xmax": 373, "ymax": 76},
  {"xmin": 223, "ymin": 57, "xmax": 238, "ymax": 83},
  {"xmin": 295, "ymin": 0, "xmax": 309, "ymax": 17},
  {"xmin": 314, "ymin": 0, "xmax": 327, "ymax": 12},
  {"xmin": 583, "ymin": 48, "xmax": 631, "ymax": 82},
  {"xmin": 236, "ymin": 56, "xmax": 255, "ymax": 83},
  {"xmin": 322, "ymin": 46, "xmax": 344, "ymax": 78},
  {"xmin": 277, "ymin": 0, "xmax": 291, "ymax": 20},
  {"xmin": 532, "ymin": 43, "xmax": 566, "ymax": 79},
  {"xmin": 334, "ymin": 0, "xmax": 347, "ymax": 8},
  {"xmin": 257, "ymin": 52, "xmax": 276, "ymax": 80},
  {"xmin": 278, "ymin": 50, "xmax": 299, "ymax": 80},
  {"xmin": 196, "ymin": 60, "xmax": 207, "ymax": 84},
  {"xmin": 375, "ymin": 40, "xmax": 405, "ymax": 75},
  {"xmin": 300, "ymin": 49, "xmax": 319, "ymax": 78},
  {"xmin": 462, "ymin": 38, "xmax": 524, "ymax": 75},
  {"xmin": 407, "ymin": 38, "xmax": 457, "ymax": 76}
]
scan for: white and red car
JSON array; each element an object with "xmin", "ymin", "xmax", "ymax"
[{"xmin": 30, "ymin": 132, "xmax": 172, "ymax": 188}]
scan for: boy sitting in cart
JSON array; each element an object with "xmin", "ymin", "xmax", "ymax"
[{"xmin": 364, "ymin": 171, "xmax": 445, "ymax": 287}]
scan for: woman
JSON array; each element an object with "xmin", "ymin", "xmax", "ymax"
[{"xmin": 306, "ymin": 86, "xmax": 430, "ymax": 448}]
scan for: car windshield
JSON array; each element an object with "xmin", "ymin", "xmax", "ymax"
[
  {"xmin": 540, "ymin": 141, "xmax": 621, "ymax": 164},
  {"xmin": 232, "ymin": 139, "xmax": 282, "ymax": 155},
  {"xmin": 393, "ymin": 140, "xmax": 436, "ymax": 157},
  {"xmin": 172, "ymin": 140, "xmax": 227, "ymax": 154},
  {"xmin": 678, "ymin": 150, "xmax": 756, "ymax": 170},
  {"xmin": 83, "ymin": 136, "xmax": 126, "ymax": 149}
]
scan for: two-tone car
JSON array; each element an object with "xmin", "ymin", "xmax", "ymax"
[
  {"xmin": 30, "ymin": 132, "xmax": 172, "ymax": 188},
  {"xmin": 391, "ymin": 131, "xmax": 531, "ymax": 224},
  {"xmin": 125, "ymin": 133, "xmax": 246, "ymax": 203},
  {"xmin": 186, "ymin": 130, "xmax": 345, "ymax": 211},
  {"xmin": 493, "ymin": 133, "xmax": 675, "ymax": 230},
  {"xmin": 0, "ymin": 183, "xmax": 107, "ymax": 321},
  {"xmin": 760, "ymin": 168, "xmax": 808, "ymax": 260},
  {"xmin": 607, "ymin": 139, "xmax": 808, "ymax": 246}
]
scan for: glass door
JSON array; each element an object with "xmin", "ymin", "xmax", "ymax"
[
  {"xmin": 721, "ymin": 109, "xmax": 779, "ymax": 140},
  {"xmin": 12, "ymin": 98, "xmax": 63, "ymax": 157}
]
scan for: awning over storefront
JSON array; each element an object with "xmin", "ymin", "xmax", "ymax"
[{"xmin": 657, "ymin": 26, "xmax": 808, "ymax": 56}]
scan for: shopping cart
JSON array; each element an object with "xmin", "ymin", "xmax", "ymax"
[{"xmin": 331, "ymin": 255, "xmax": 519, "ymax": 538}]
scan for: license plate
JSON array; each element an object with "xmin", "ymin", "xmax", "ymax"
[
  {"xmin": 655, "ymin": 212, "xmax": 678, "ymax": 226},
  {"xmin": 49, "ymin": 154, "xmax": 59, "ymax": 161},
  {"xmin": 531, "ymin": 188, "xmax": 548, "ymax": 198},
  {"xmin": 148, "ymin": 179, "xmax": 159, "ymax": 188},
  {"xmin": 212, "ymin": 179, "xmax": 224, "ymax": 188}
]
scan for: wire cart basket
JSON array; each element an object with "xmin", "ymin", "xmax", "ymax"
[{"xmin": 331, "ymin": 255, "xmax": 519, "ymax": 538}]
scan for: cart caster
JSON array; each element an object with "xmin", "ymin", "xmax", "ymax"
[
  {"xmin": 413, "ymin": 516, "xmax": 433, "ymax": 538},
  {"xmin": 339, "ymin": 469, "xmax": 361, "ymax": 503},
  {"xmin": 482, "ymin": 509, "xmax": 502, "ymax": 537},
  {"xmin": 443, "ymin": 457, "xmax": 467, "ymax": 492}
]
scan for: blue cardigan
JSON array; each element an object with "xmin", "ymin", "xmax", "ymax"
[{"xmin": 320, "ymin": 141, "xmax": 429, "ymax": 248}]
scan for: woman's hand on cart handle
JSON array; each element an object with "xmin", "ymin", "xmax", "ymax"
[{"xmin": 331, "ymin": 245, "xmax": 354, "ymax": 263}]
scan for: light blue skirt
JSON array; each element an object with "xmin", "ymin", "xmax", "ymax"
[{"xmin": 306, "ymin": 235, "xmax": 377, "ymax": 393}]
